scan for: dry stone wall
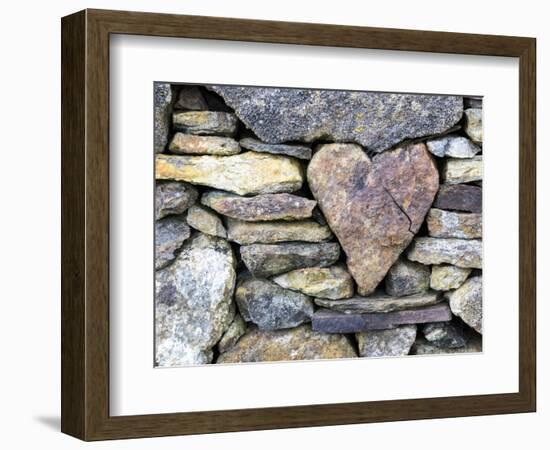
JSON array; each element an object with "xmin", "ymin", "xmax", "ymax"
[{"xmin": 154, "ymin": 83, "xmax": 483, "ymax": 366}]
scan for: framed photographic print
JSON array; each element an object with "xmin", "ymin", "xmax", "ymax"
[{"xmin": 61, "ymin": 9, "xmax": 536, "ymax": 441}]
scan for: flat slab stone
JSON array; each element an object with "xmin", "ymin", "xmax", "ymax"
[
  {"xmin": 308, "ymin": 142, "xmax": 438, "ymax": 295},
  {"xmin": 240, "ymin": 242, "xmax": 340, "ymax": 277},
  {"xmin": 226, "ymin": 218, "xmax": 332, "ymax": 244},
  {"xmin": 442, "ymin": 156, "xmax": 483, "ymax": 184},
  {"xmin": 217, "ymin": 325, "xmax": 357, "ymax": 363},
  {"xmin": 240, "ymin": 137, "xmax": 312, "ymax": 160},
  {"xmin": 156, "ymin": 152, "xmax": 303, "ymax": 196},
  {"xmin": 235, "ymin": 278, "xmax": 314, "ymax": 330},
  {"xmin": 172, "ymin": 111, "xmax": 238, "ymax": 136},
  {"xmin": 407, "ymin": 237, "xmax": 482, "ymax": 269},
  {"xmin": 433, "ymin": 184, "xmax": 482, "ymax": 213},
  {"xmin": 211, "ymin": 86, "xmax": 463, "ymax": 153},
  {"xmin": 201, "ymin": 190, "xmax": 316, "ymax": 221},
  {"xmin": 168, "ymin": 133, "xmax": 240, "ymax": 155},
  {"xmin": 427, "ymin": 208, "xmax": 482, "ymax": 239},
  {"xmin": 312, "ymin": 303, "xmax": 452, "ymax": 333},
  {"xmin": 314, "ymin": 290, "xmax": 441, "ymax": 314}
]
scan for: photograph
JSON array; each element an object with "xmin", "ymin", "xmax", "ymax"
[{"xmin": 153, "ymin": 83, "xmax": 483, "ymax": 367}]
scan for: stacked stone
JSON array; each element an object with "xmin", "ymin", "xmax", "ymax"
[{"xmin": 154, "ymin": 83, "xmax": 483, "ymax": 366}]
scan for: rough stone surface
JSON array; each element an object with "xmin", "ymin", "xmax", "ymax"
[
  {"xmin": 240, "ymin": 137, "xmax": 312, "ymax": 160},
  {"xmin": 314, "ymin": 290, "xmax": 441, "ymax": 314},
  {"xmin": 235, "ymin": 278, "xmax": 314, "ymax": 331},
  {"xmin": 442, "ymin": 156, "xmax": 483, "ymax": 184},
  {"xmin": 426, "ymin": 134, "xmax": 480, "ymax": 158},
  {"xmin": 427, "ymin": 208, "xmax": 482, "ymax": 239},
  {"xmin": 155, "ymin": 233, "xmax": 236, "ymax": 366},
  {"xmin": 168, "ymin": 133, "xmax": 240, "ymax": 155},
  {"xmin": 240, "ymin": 242, "xmax": 340, "ymax": 278},
  {"xmin": 385, "ymin": 259, "xmax": 430, "ymax": 297},
  {"xmin": 201, "ymin": 191, "xmax": 316, "ymax": 222},
  {"xmin": 312, "ymin": 303, "xmax": 452, "ymax": 333},
  {"xmin": 154, "ymin": 82, "xmax": 173, "ymax": 153},
  {"xmin": 464, "ymin": 108, "xmax": 483, "ymax": 143},
  {"xmin": 411, "ymin": 332, "xmax": 482, "ymax": 355},
  {"xmin": 272, "ymin": 264, "xmax": 354, "ymax": 300},
  {"xmin": 175, "ymin": 85, "xmax": 208, "ymax": 110},
  {"xmin": 217, "ymin": 314, "xmax": 247, "ymax": 354},
  {"xmin": 155, "ymin": 181, "xmax": 198, "ymax": 219},
  {"xmin": 356, "ymin": 325, "xmax": 417, "ymax": 357},
  {"xmin": 226, "ymin": 218, "xmax": 332, "ymax": 245},
  {"xmin": 430, "ymin": 265, "xmax": 472, "ymax": 291},
  {"xmin": 211, "ymin": 86, "xmax": 463, "ymax": 152},
  {"xmin": 156, "ymin": 152, "xmax": 303, "ymax": 196},
  {"xmin": 173, "ymin": 111, "xmax": 238, "ymax": 136},
  {"xmin": 186, "ymin": 205, "xmax": 227, "ymax": 238},
  {"xmin": 217, "ymin": 325, "xmax": 357, "ymax": 363},
  {"xmin": 423, "ymin": 322, "xmax": 467, "ymax": 348},
  {"xmin": 433, "ymin": 184, "xmax": 482, "ymax": 213},
  {"xmin": 407, "ymin": 237, "xmax": 482, "ymax": 269},
  {"xmin": 308, "ymin": 143, "xmax": 438, "ymax": 296},
  {"xmin": 446, "ymin": 276, "xmax": 483, "ymax": 333},
  {"xmin": 155, "ymin": 216, "xmax": 191, "ymax": 270}
]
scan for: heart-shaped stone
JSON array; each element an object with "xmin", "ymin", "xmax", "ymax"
[{"xmin": 307, "ymin": 143, "xmax": 438, "ymax": 295}]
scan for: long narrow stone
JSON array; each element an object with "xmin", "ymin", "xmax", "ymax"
[
  {"xmin": 240, "ymin": 137, "xmax": 312, "ymax": 160},
  {"xmin": 173, "ymin": 111, "xmax": 238, "ymax": 136},
  {"xmin": 156, "ymin": 152, "xmax": 303, "ymax": 196},
  {"xmin": 168, "ymin": 133, "xmax": 240, "ymax": 155},
  {"xmin": 201, "ymin": 191, "xmax": 316, "ymax": 222},
  {"xmin": 314, "ymin": 290, "xmax": 441, "ymax": 314},
  {"xmin": 226, "ymin": 218, "xmax": 332, "ymax": 244},
  {"xmin": 312, "ymin": 303, "xmax": 452, "ymax": 333}
]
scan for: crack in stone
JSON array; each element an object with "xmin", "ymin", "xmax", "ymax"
[{"xmin": 383, "ymin": 187, "xmax": 414, "ymax": 234}]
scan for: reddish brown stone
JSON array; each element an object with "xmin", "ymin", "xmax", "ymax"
[
  {"xmin": 307, "ymin": 143, "xmax": 438, "ymax": 296},
  {"xmin": 312, "ymin": 303, "xmax": 452, "ymax": 333},
  {"xmin": 433, "ymin": 184, "xmax": 482, "ymax": 213}
]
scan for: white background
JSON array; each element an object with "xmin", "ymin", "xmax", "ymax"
[
  {"xmin": 0, "ymin": 0, "xmax": 547, "ymax": 449},
  {"xmin": 110, "ymin": 35, "xmax": 519, "ymax": 416}
]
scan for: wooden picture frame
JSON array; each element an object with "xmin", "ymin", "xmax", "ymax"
[{"xmin": 61, "ymin": 8, "xmax": 536, "ymax": 441}]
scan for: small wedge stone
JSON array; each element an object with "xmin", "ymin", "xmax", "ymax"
[
  {"xmin": 430, "ymin": 265, "xmax": 472, "ymax": 291},
  {"xmin": 427, "ymin": 208, "xmax": 482, "ymax": 239},
  {"xmin": 186, "ymin": 205, "xmax": 226, "ymax": 238}
]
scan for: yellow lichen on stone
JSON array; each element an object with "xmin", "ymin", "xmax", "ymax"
[{"xmin": 156, "ymin": 151, "xmax": 303, "ymax": 196}]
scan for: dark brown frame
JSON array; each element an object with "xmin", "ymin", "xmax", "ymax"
[{"xmin": 61, "ymin": 9, "xmax": 536, "ymax": 441}]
